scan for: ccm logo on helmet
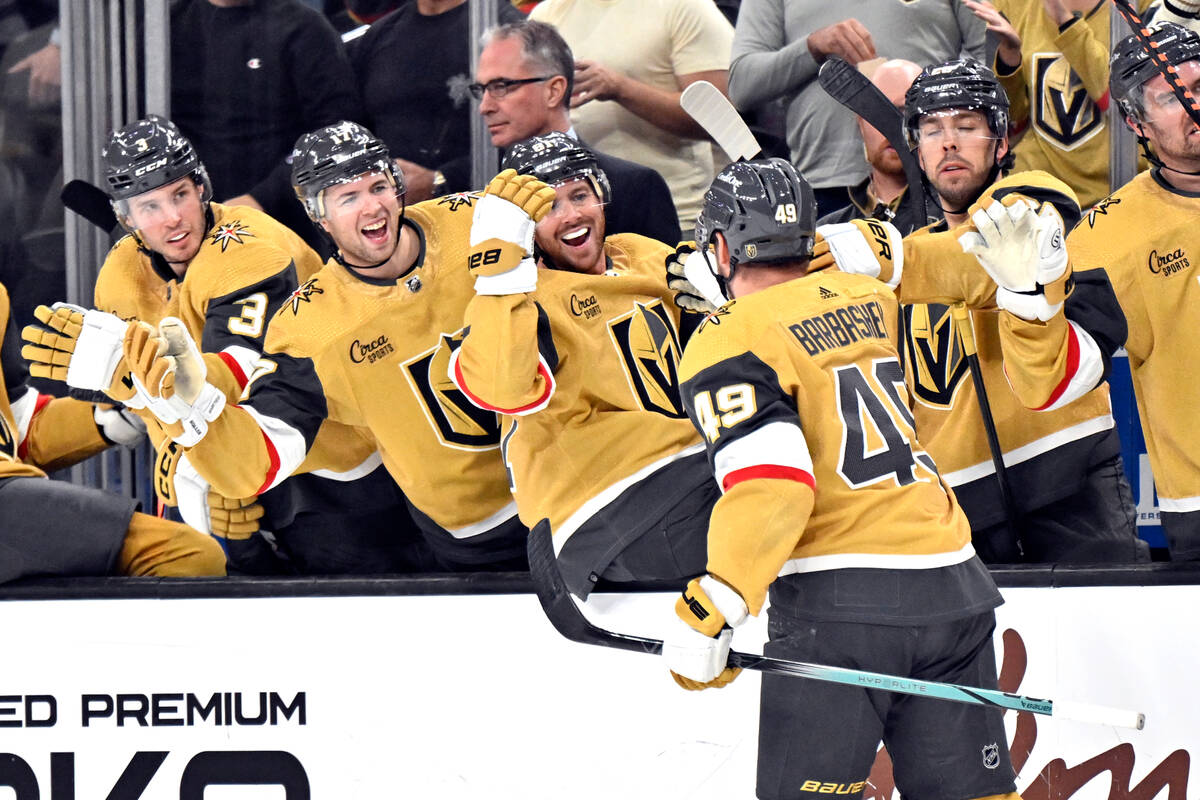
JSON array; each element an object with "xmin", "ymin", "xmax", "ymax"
[{"xmin": 133, "ymin": 157, "xmax": 168, "ymax": 177}]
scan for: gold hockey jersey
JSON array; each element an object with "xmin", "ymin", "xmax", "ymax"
[
  {"xmin": 1068, "ymin": 170, "xmax": 1200, "ymax": 514},
  {"xmin": 452, "ymin": 233, "xmax": 705, "ymax": 541},
  {"xmin": 679, "ymin": 269, "xmax": 975, "ymax": 615},
  {"xmin": 94, "ymin": 201, "xmax": 376, "ymax": 479},
  {"xmin": 897, "ymin": 173, "xmax": 1124, "ymax": 528},
  {"xmin": 992, "ymin": 0, "xmax": 1150, "ymax": 207},
  {"xmin": 0, "ymin": 282, "xmax": 108, "ymax": 479},
  {"xmin": 183, "ymin": 194, "xmax": 520, "ymax": 541}
]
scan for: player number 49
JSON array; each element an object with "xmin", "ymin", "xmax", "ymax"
[
  {"xmin": 692, "ymin": 383, "xmax": 756, "ymax": 443},
  {"xmin": 774, "ymin": 203, "xmax": 797, "ymax": 224}
]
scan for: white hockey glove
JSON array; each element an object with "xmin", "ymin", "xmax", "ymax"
[
  {"xmin": 123, "ymin": 317, "xmax": 225, "ymax": 447},
  {"xmin": 812, "ymin": 218, "xmax": 904, "ymax": 288},
  {"xmin": 21, "ymin": 303, "xmax": 129, "ymax": 393},
  {"xmin": 958, "ymin": 197, "xmax": 1070, "ymax": 322},
  {"xmin": 93, "ymin": 404, "xmax": 147, "ymax": 447},
  {"xmin": 663, "ymin": 575, "xmax": 748, "ymax": 691},
  {"xmin": 174, "ymin": 452, "xmax": 212, "ymax": 536},
  {"xmin": 469, "ymin": 169, "xmax": 557, "ymax": 295},
  {"xmin": 666, "ymin": 243, "xmax": 726, "ymax": 312}
]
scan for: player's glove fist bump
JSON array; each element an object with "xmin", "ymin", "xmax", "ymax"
[
  {"xmin": 21, "ymin": 303, "xmax": 129, "ymax": 395},
  {"xmin": 664, "ymin": 575, "xmax": 748, "ymax": 691},
  {"xmin": 469, "ymin": 169, "xmax": 557, "ymax": 295}
]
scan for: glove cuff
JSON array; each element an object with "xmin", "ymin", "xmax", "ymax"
[
  {"xmin": 699, "ymin": 574, "xmax": 749, "ymax": 628},
  {"xmin": 64, "ymin": 309, "xmax": 129, "ymax": 392},
  {"xmin": 170, "ymin": 383, "xmax": 227, "ymax": 447},
  {"xmin": 995, "ymin": 287, "xmax": 1064, "ymax": 322},
  {"xmin": 470, "ymin": 194, "xmax": 536, "ymax": 252},
  {"xmin": 473, "ymin": 257, "xmax": 538, "ymax": 296}
]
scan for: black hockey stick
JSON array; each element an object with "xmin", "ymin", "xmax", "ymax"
[
  {"xmin": 1111, "ymin": 0, "xmax": 1200, "ymax": 129},
  {"xmin": 61, "ymin": 179, "xmax": 119, "ymax": 235},
  {"xmin": 525, "ymin": 523, "xmax": 1145, "ymax": 728},
  {"xmin": 817, "ymin": 57, "xmax": 932, "ymax": 224}
]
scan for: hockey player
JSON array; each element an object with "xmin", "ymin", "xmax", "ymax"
[
  {"xmin": 120, "ymin": 121, "xmax": 528, "ymax": 570},
  {"xmin": 22, "ymin": 116, "xmax": 417, "ymax": 574},
  {"xmin": 0, "ymin": 279, "xmax": 224, "ymax": 582},
  {"xmin": 818, "ymin": 58, "xmax": 1146, "ymax": 563},
  {"xmin": 663, "ymin": 158, "xmax": 1020, "ymax": 800},
  {"xmin": 449, "ymin": 133, "xmax": 714, "ymax": 598},
  {"xmin": 1068, "ymin": 22, "xmax": 1200, "ymax": 559}
]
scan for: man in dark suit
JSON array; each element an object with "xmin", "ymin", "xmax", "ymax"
[{"xmin": 472, "ymin": 18, "xmax": 682, "ymax": 244}]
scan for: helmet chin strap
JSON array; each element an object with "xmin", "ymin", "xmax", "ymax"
[
  {"xmin": 1132, "ymin": 125, "xmax": 1200, "ymax": 177},
  {"xmin": 330, "ymin": 203, "xmax": 408, "ymax": 273}
]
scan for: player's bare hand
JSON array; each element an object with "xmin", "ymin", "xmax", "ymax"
[
  {"xmin": 961, "ymin": 0, "xmax": 1023, "ymax": 67},
  {"xmin": 571, "ymin": 59, "xmax": 626, "ymax": 107},
  {"xmin": 8, "ymin": 42, "xmax": 61, "ymax": 108},
  {"xmin": 1039, "ymin": 0, "xmax": 1074, "ymax": 26},
  {"xmin": 806, "ymin": 19, "xmax": 876, "ymax": 65}
]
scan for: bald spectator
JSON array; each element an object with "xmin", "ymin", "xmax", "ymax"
[
  {"xmin": 818, "ymin": 58, "xmax": 935, "ymax": 235},
  {"xmin": 475, "ymin": 20, "xmax": 681, "ymax": 244},
  {"xmin": 530, "ymin": 0, "xmax": 734, "ymax": 232},
  {"xmin": 729, "ymin": 0, "xmax": 985, "ymax": 216}
]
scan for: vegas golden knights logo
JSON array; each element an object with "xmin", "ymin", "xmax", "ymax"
[
  {"xmin": 608, "ymin": 300, "xmax": 686, "ymax": 418},
  {"xmin": 900, "ymin": 303, "xmax": 969, "ymax": 408},
  {"xmin": 0, "ymin": 412, "xmax": 15, "ymax": 461},
  {"xmin": 1032, "ymin": 54, "xmax": 1103, "ymax": 149},
  {"xmin": 403, "ymin": 329, "xmax": 502, "ymax": 450}
]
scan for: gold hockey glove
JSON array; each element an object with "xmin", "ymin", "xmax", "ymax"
[
  {"xmin": 468, "ymin": 169, "xmax": 556, "ymax": 295},
  {"xmin": 208, "ymin": 492, "xmax": 265, "ymax": 540},
  {"xmin": 812, "ymin": 218, "xmax": 904, "ymax": 287},
  {"xmin": 123, "ymin": 318, "xmax": 225, "ymax": 447},
  {"xmin": 21, "ymin": 303, "xmax": 130, "ymax": 395},
  {"xmin": 664, "ymin": 575, "xmax": 748, "ymax": 691}
]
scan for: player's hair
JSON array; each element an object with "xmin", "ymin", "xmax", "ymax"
[
  {"xmin": 1110, "ymin": 21, "xmax": 1200, "ymax": 120},
  {"xmin": 483, "ymin": 20, "xmax": 575, "ymax": 109},
  {"xmin": 101, "ymin": 115, "xmax": 213, "ymax": 226},
  {"xmin": 501, "ymin": 131, "xmax": 611, "ymax": 205}
]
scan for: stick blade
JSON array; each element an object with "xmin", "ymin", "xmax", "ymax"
[
  {"xmin": 680, "ymin": 80, "xmax": 762, "ymax": 162},
  {"xmin": 61, "ymin": 179, "xmax": 119, "ymax": 235},
  {"xmin": 526, "ymin": 520, "xmax": 662, "ymax": 655}
]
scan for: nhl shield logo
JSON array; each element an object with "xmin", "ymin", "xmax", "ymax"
[{"xmin": 982, "ymin": 743, "xmax": 1000, "ymax": 770}]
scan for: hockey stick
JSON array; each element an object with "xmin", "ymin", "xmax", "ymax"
[
  {"xmin": 951, "ymin": 303, "xmax": 1022, "ymax": 547},
  {"xmin": 61, "ymin": 179, "xmax": 119, "ymax": 235},
  {"xmin": 680, "ymin": 80, "xmax": 762, "ymax": 161},
  {"xmin": 526, "ymin": 522, "xmax": 1146, "ymax": 730},
  {"xmin": 817, "ymin": 56, "xmax": 933, "ymax": 224},
  {"xmin": 1111, "ymin": 0, "xmax": 1200, "ymax": 129}
]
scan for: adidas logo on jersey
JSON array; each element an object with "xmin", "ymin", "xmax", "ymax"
[{"xmin": 819, "ymin": 286, "xmax": 840, "ymax": 300}]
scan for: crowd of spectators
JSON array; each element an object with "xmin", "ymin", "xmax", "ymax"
[{"xmin": 4, "ymin": 0, "xmax": 1200, "ymax": 583}]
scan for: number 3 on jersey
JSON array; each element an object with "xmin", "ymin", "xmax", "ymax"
[
  {"xmin": 835, "ymin": 357, "xmax": 937, "ymax": 489},
  {"xmin": 692, "ymin": 382, "xmax": 756, "ymax": 443}
]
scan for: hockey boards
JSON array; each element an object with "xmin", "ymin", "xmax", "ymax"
[
  {"xmin": 526, "ymin": 522, "xmax": 1145, "ymax": 730},
  {"xmin": 680, "ymin": 80, "xmax": 762, "ymax": 162},
  {"xmin": 817, "ymin": 56, "xmax": 933, "ymax": 223},
  {"xmin": 61, "ymin": 179, "xmax": 119, "ymax": 235}
]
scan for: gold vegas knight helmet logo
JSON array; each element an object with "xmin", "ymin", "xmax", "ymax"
[
  {"xmin": 608, "ymin": 300, "xmax": 686, "ymax": 418},
  {"xmin": 1032, "ymin": 54, "xmax": 1103, "ymax": 149},
  {"xmin": 900, "ymin": 303, "xmax": 970, "ymax": 408}
]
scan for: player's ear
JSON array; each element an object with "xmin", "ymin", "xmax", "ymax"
[
  {"xmin": 996, "ymin": 135, "xmax": 1010, "ymax": 163},
  {"xmin": 714, "ymin": 232, "xmax": 732, "ymax": 278}
]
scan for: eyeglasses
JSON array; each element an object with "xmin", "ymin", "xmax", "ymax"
[{"xmin": 467, "ymin": 76, "xmax": 556, "ymax": 100}]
